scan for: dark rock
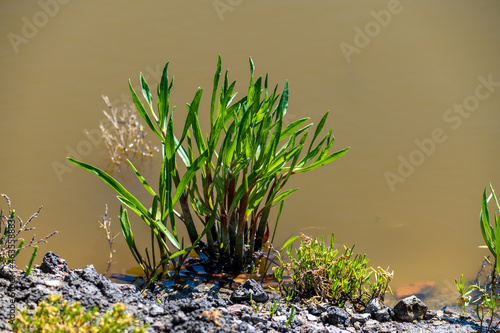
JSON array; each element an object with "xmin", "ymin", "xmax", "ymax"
[
  {"xmin": 374, "ymin": 306, "xmax": 394, "ymax": 322},
  {"xmin": 40, "ymin": 252, "xmax": 69, "ymax": 275},
  {"xmin": 424, "ymin": 309, "xmax": 437, "ymax": 320},
  {"xmin": 79, "ymin": 265, "xmax": 122, "ymax": 303},
  {"xmin": 394, "ymin": 295, "xmax": 428, "ymax": 322},
  {"xmin": 308, "ymin": 305, "xmax": 323, "ymax": 316},
  {"xmin": 351, "ymin": 312, "xmax": 371, "ymax": 324},
  {"xmin": 230, "ymin": 279, "xmax": 269, "ymax": 303},
  {"xmin": 365, "ymin": 298, "xmax": 383, "ymax": 314},
  {"xmin": 323, "ymin": 306, "xmax": 351, "ymax": 326}
]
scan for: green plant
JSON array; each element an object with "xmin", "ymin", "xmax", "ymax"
[
  {"xmin": 69, "ymin": 56, "xmax": 348, "ymax": 280},
  {"xmin": 267, "ymin": 299, "xmax": 279, "ymax": 319},
  {"xmin": 285, "ymin": 305, "xmax": 295, "ymax": 327},
  {"xmin": 249, "ymin": 293, "xmax": 264, "ymax": 313},
  {"xmin": 177, "ymin": 56, "xmax": 349, "ymax": 272},
  {"xmin": 0, "ymin": 194, "xmax": 57, "ymax": 269},
  {"xmin": 274, "ymin": 233, "xmax": 393, "ymax": 312},
  {"xmin": 456, "ymin": 183, "xmax": 500, "ymax": 332},
  {"xmin": 25, "ymin": 245, "xmax": 38, "ymax": 276},
  {"xmin": 11, "ymin": 294, "xmax": 148, "ymax": 333},
  {"xmin": 455, "ymin": 274, "xmax": 473, "ymax": 313}
]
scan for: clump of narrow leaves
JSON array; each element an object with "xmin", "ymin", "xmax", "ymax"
[
  {"xmin": 69, "ymin": 56, "xmax": 349, "ymax": 282},
  {"xmin": 456, "ymin": 183, "xmax": 500, "ymax": 332},
  {"xmin": 11, "ymin": 294, "xmax": 148, "ymax": 333},
  {"xmin": 274, "ymin": 233, "xmax": 393, "ymax": 312}
]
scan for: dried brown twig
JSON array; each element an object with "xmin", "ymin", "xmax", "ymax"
[
  {"xmin": 97, "ymin": 204, "xmax": 118, "ymax": 275},
  {"xmin": 92, "ymin": 96, "xmax": 156, "ymax": 175},
  {"xmin": 0, "ymin": 194, "xmax": 57, "ymax": 265}
]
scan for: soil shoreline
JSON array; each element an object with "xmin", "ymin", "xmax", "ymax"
[{"xmin": 0, "ymin": 252, "xmax": 482, "ymax": 332}]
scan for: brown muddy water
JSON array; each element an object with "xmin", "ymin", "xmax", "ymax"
[{"xmin": 1, "ymin": 0, "xmax": 500, "ymax": 308}]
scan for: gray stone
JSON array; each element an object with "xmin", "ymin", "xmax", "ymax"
[
  {"xmin": 306, "ymin": 313, "xmax": 320, "ymax": 321},
  {"xmin": 374, "ymin": 307, "xmax": 393, "ymax": 322},
  {"xmin": 230, "ymin": 279, "xmax": 269, "ymax": 303},
  {"xmin": 149, "ymin": 304, "xmax": 164, "ymax": 316},
  {"xmin": 308, "ymin": 304, "xmax": 324, "ymax": 316},
  {"xmin": 40, "ymin": 252, "xmax": 69, "ymax": 275},
  {"xmin": 327, "ymin": 328, "xmax": 351, "ymax": 333},
  {"xmin": 393, "ymin": 295, "xmax": 428, "ymax": 322},
  {"xmin": 424, "ymin": 309, "xmax": 437, "ymax": 320},
  {"xmin": 0, "ymin": 264, "xmax": 20, "ymax": 280},
  {"xmin": 323, "ymin": 306, "xmax": 351, "ymax": 326},
  {"xmin": 172, "ymin": 311, "xmax": 188, "ymax": 324},
  {"xmin": 351, "ymin": 312, "xmax": 371, "ymax": 324},
  {"xmin": 362, "ymin": 319, "xmax": 382, "ymax": 333},
  {"xmin": 44, "ymin": 280, "xmax": 62, "ymax": 288},
  {"xmin": 365, "ymin": 298, "xmax": 383, "ymax": 314},
  {"xmin": 272, "ymin": 315, "xmax": 288, "ymax": 322},
  {"xmin": 317, "ymin": 302, "xmax": 330, "ymax": 311}
]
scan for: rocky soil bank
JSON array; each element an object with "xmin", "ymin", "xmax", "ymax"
[{"xmin": 0, "ymin": 252, "xmax": 485, "ymax": 332}]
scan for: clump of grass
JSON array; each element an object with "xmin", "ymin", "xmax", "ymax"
[
  {"xmin": 11, "ymin": 294, "xmax": 148, "ymax": 333},
  {"xmin": 0, "ymin": 194, "xmax": 57, "ymax": 273},
  {"xmin": 95, "ymin": 95, "xmax": 155, "ymax": 174},
  {"xmin": 69, "ymin": 56, "xmax": 349, "ymax": 284},
  {"xmin": 274, "ymin": 233, "xmax": 393, "ymax": 312},
  {"xmin": 456, "ymin": 183, "xmax": 500, "ymax": 332}
]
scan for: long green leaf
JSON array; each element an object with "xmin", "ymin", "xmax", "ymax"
[
  {"xmin": 280, "ymin": 236, "xmax": 299, "ymax": 252},
  {"xmin": 180, "ymin": 88, "xmax": 203, "ymax": 149},
  {"xmin": 292, "ymin": 147, "xmax": 350, "ymax": 173},
  {"xmin": 129, "ymin": 80, "xmax": 163, "ymax": 140},
  {"xmin": 174, "ymin": 135, "xmax": 191, "ymax": 167},
  {"xmin": 210, "ymin": 55, "xmax": 222, "ymax": 127},
  {"xmin": 481, "ymin": 188, "xmax": 495, "ymax": 256},
  {"xmin": 272, "ymin": 189, "xmax": 299, "ymax": 207},
  {"xmin": 117, "ymin": 196, "xmax": 179, "ymax": 250},
  {"xmin": 307, "ymin": 111, "xmax": 329, "ymax": 154},
  {"xmin": 172, "ymin": 151, "xmax": 208, "ymax": 207},
  {"xmin": 140, "ymin": 73, "xmax": 157, "ymax": 124},
  {"xmin": 127, "ymin": 159, "xmax": 156, "ymax": 197},
  {"xmin": 496, "ymin": 214, "xmax": 500, "ymax": 274},
  {"xmin": 68, "ymin": 158, "xmax": 150, "ymax": 217},
  {"xmin": 158, "ymin": 62, "xmax": 170, "ymax": 132},
  {"xmin": 119, "ymin": 206, "xmax": 145, "ymax": 270},
  {"xmin": 280, "ymin": 118, "xmax": 310, "ymax": 141}
]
